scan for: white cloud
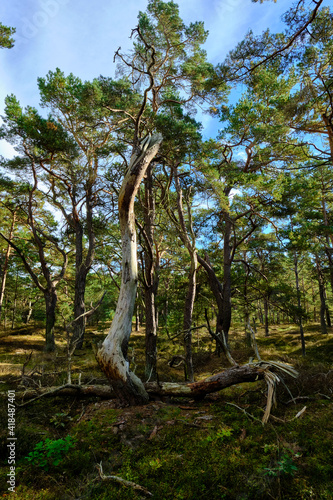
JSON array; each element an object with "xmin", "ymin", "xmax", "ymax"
[{"xmin": 0, "ymin": 140, "xmax": 15, "ymax": 159}]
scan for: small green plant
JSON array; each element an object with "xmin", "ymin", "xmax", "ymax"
[
  {"xmin": 25, "ymin": 435, "xmax": 76, "ymax": 471},
  {"xmin": 204, "ymin": 426, "xmax": 233, "ymax": 443},
  {"xmin": 49, "ymin": 412, "xmax": 72, "ymax": 428},
  {"xmin": 263, "ymin": 454, "xmax": 298, "ymax": 477},
  {"xmin": 149, "ymin": 458, "xmax": 162, "ymax": 470}
]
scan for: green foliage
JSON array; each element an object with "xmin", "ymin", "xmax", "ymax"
[
  {"xmin": 0, "ymin": 22, "xmax": 15, "ymax": 48},
  {"xmin": 49, "ymin": 412, "xmax": 73, "ymax": 429},
  {"xmin": 24, "ymin": 436, "xmax": 76, "ymax": 471},
  {"xmin": 202, "ymin": 426, "xmax": 233, "ymax": 444},
  {"xmin": 263, "ymin": 453, "xmax": 299, "ymax": 477}
]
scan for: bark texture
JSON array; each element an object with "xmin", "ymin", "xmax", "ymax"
[
  {"xmin": 14, "ymin": 364, "xmax": 271, "ymax": 402},
  {"xmin": 0, "ymin": 212, "xmax": 15, "ymax": 319},
  {"xmin": 96, "ymin": 134, "xmax": 162, "ymax": 405}
]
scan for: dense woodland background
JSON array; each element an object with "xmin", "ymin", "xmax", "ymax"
[{"xmin": 0, "ymin": 1, "xmax": 333, "ymax": 498}]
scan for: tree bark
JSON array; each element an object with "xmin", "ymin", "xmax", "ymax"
[
  {"xmin": 264, "ymin": 297, "xmax": 269, "ymax": 337},
  {"xmin": 294, "ymin": 251, "xmax": 306, "ymax": 356},
  {"xmin": 173, "ymin": 168, "xmax": 198, "ymax": 382},
  {"xmin": 96, "ymin": 134, "xmax": 162, "ymax": 405},
  {"xmin": 72, "ymin": 183, "xmax": 96, "ymax": 349},
  {"xmin": 14, "ymin": 363, "xmax": 277, "ymax": 403},
  {"xmin": 315, "ymin": 255, "xmax": 328, "ymax": 334},
  {"xmin": 197, "ymin": 254, "xmax": 224, "ymax": 354},
  {"xmin": 142, "ymin": 164, "xmax": 159, "ymax": 382},
  {"xmin": 0, "ymin": 211, "xmax": 15, "ymax": 319},
  {"xmin": 183, "ymin": 253, "xmax": 197, "ymax": 381},
  {"xmin": 44, "ymin": 288, "xmax": 57, "ymax": 352},
  {"xmin": 11, "ymin": 270, "xmax": 18, "ymax": 330},
  {"xmin": 222, "ymin": 215, "xmax": 233, "ymax": 343},
  {"xmin": 72, "ymin": 221, "xmax": 86, "ymax": 349}
]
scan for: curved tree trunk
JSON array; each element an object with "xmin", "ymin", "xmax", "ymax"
[{"xmin": 96, "ymin": 134, "xmax": 162, "ymax": 405}]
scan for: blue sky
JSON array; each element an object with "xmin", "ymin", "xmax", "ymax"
[{"xmin": 0, "ymin": 0, "xmax": 296, "ymax": 157}]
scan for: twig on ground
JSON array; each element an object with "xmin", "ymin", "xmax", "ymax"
[
  {"xmin": 96, "ymin": 462, "xmax": 152, "ymax": 497},
  {"xmin": 15, "ymin": 384, "xmax": 82, "ymax": 407}
]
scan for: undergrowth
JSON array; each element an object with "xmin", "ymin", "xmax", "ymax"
[{"xmin": 0, "ymin": 323, "xmax": 332, "ymax": 499}]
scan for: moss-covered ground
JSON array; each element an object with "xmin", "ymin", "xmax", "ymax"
[{"xmin": 0, "ymin": 322, "xmax": 332, "ymax": 499}]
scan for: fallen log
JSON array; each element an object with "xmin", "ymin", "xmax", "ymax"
[
  {"xmin": 146, "ymin": 364, "xmax": 267, "ymax": 398},
  {"xmin": 8, "ymin": 384, "xmax": 114, "ymax": 405},
  {"xmin": 6, "ymin": 361, "xmax": 297, "ymax": 409}
]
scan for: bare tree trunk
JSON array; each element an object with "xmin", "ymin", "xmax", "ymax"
[
  {"xmin": 173, "ymin": 167, "xmax": 197, "ymax": 382},
  {"xmin": 316, "ymin": 256, "xmax": 328, "ymax": 334},
  {"xmin": 11, "ymin": 270, "xmax": 19, "ymax": 330},
  {"xmin": 3, "ymin": 293, "xmax": 7, "ymax": 329},
  {"xmin": 222, "ymin": 216, "xmax": 232, "ymax": 344},
  {"xmin": 96, "ymin": 134, "xmax": 162, "ymax": 405},
  {"xmin": 73, "ymin": 222, "xmax": 86, "ymax": 348},
  {"xmin": 294, "ymin": 251, "xmax": 305, "ymax": 356},
  {"xmin": 0, "ymin": 212, "xmax": 15, "ymax": 319},
  {"xmin": 264, "ymin": 297, "xmax": 269, "ymax": 337},
  {"xmin": 183, "ymin": 253, "xmax": 197, "ymax": 382},
  {"xmin": 197, "ymin": 254, "xmax": 224, "ymax": 355},
  {"xmin": 142, "ymin": 165, "xmax": 159, "ymax": 382},
  {"xmin": 44, "ymin": 288, "xmax": 57, "ymax": 352},
  {"xmin": 25, "ymin": 300, "xmax": 34, "ymax": 324},
  {"xmin": 135, "ymin": 301, "xmax": 140, "ymax": 332}
]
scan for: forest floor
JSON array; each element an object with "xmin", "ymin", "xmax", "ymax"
[{"xmin": 0, "ymin": 322, "xmax": 332, "ymax": 499}]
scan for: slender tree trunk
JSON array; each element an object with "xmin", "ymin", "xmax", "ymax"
[
  {"xmin": 0, "ymin": 212, "xmax": 15, "ymax": 319},
  {"xmin": 11, "ymin": 270, "xmax": 19, "ymax": 330},
  {"xmin": 258, "ymin": 301, "xmax": 264, "ymax": 325},
  {"xmin": 44, "ymin": 288, "xmax": 57, "ymax": 352},
  {"xmin": 144, "ymin": 285, "xmax": 157, "ymax": 381},
  {"xmin": 316, "ymin": 256, "xmax": 328, "ymax": 334},
  {"xmin": 96, "ymin": 134, "xmax": 162, "ymax": 405},
  {"xmin": 143, "ymin": 165, "xmax": 159, "ymax": 382},
  {"xmin": 72, "ymin": 181, "xmax": 96, "ymax": 349},
  {"xmin": 264, "ymin": 297, "xmax": 269, "ymax": 337},
  {"xmin": 294, "ymin": 251, "xmax": 306, "ymax": 356},
  {"xmin": 73, "ymin": 222, "xmax": 86, "ymax": 349},
  {"xmin": 242, "ymin": 253, "xmax": 251, "ymax": 344},
  {"xmin": 3, "ymin": 293, "xmax": 7, "ymax": 330},
  {"xmin": 183, "ymin": 253, "xmax": 197, "ymax": 382},
  {"xmin": 311, "ymin": 282, "xmax": 317, "ymax": 322},
  {"xmin": 25, "ymin": 300, "xmax": 34, "ymax": 324},
  {"xmin": 324, "ymin": 298, "xmax": 331, "ymax": 327},
  {"xmin": 135, "ymin": 302, "xmax": 140, "ymax": 332},
  {"xmin": 173, "ymin": 166, "xmax": 198, "ymax": 381},
  {"xmin": 197, "ymin": 254, "xmax": 224, "ymax": 355},
  {"xmin": 321, "ymin": 194, "xmax": 333, "ymax": 296},
  {"xmin": 222, "ymin": 216, "xmax": 232, "ymax": 343}
]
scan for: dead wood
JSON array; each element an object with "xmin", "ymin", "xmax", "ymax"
[
  {"xmin": 9, "ymin": 361, "xmax": 297, "ymax": 424},
  {"xmin": 96, "ymin": 462, "xmax": 152, "ymax": 497}
]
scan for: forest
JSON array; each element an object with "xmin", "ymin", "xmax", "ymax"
[{"xmin": 0, "ymin": 0, "xmax": 333, "ymax": 498}]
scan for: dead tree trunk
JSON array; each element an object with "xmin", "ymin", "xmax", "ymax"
[{"xmin": 96, "ymin": 134, "xmax": 162, "ymax": 405}]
